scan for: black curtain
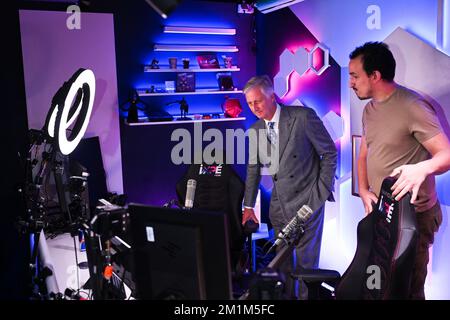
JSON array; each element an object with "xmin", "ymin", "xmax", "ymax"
[{"xmin": 0, "ymin": 2, "xmax": 31, "ymax": 299}]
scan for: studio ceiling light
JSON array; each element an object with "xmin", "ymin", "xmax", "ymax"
[{"xmin": 256, "ymin": 0, "xmax": 305, "ymax": 14}]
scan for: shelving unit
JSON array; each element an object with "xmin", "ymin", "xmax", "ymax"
[
  {"xmin": 125, "ymin": 116, "xmax": 246, "ymax": 126},
  {"xmin": 133, "ymin": 25, "xmax": 244, "ymax": 123},
  {"xmin": 144, "ymin": 67, "xmax": 240, "ymax": 73}
]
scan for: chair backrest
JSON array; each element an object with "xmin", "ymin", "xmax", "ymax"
[
  {"xmin": 175, "ymin": 163, "xmax": 245, "ymax": 267},
  {"xmin": 336, "ymin": 177, "xmax": 418, "ymax": 299}
]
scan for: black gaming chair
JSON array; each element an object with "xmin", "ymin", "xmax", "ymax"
[
  {"xmin": 175, "ymin": 162, "xmax": 247, "ymax": 275},
  {"xmin": 292, "ymin": 177, "xmax": 418, "ymax": 300}
]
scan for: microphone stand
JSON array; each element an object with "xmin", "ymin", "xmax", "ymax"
[
  {"xmin": 19, "ymin": 130, "xmax": 89, "ymax": 299},
  {"xmin": 266, "ymin": 225, "xmax": 304, "ymax": 270},
  {"xmin": 238, "ymin": 228, "xmax": 304, "ymax": 300}
]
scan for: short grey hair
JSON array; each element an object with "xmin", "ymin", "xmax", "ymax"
[{"xmin": 243, "ymin": 75, "xmax": 274, "ymax": 98}]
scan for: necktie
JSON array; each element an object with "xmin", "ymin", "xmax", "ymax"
[{"xmin": 267, "ymin": 121, "xmax": 277, "ymax": 144}]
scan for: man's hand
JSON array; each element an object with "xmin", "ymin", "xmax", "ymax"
[
  {"xmin": 390, "ymin": 162, "xmax": 429, "ymax": 203},
  {"xmin": 242, "ymin": 207, "xmax": 259, "ymax": 225},
  {"xmin": 359, "ymin": 189, "xmax": 378, "ymax": 215}
]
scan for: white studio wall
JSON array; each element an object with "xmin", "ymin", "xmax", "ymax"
[
  {"xmin": 384, "ymin": 27, "xmax": 450, "ymax": 299},
  {"xmin": 19, "ymin": 10, "xmax": 123, "ymax": 195},
  {"xmin": 290, "ymin": 0, "xmax": 440, "ymax": 67}
]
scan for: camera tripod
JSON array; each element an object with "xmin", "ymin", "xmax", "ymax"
[{"xmin": 19, "ymin": 131, "xmax": 89, "ymax": 299}]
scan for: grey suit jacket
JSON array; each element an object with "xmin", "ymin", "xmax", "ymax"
[{"xmin": 244, "ymin": 106, "xmax": 337, "ymax": 226}]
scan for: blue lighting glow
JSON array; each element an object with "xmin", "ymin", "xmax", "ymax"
[{"xmin": 163, "ymin": 26, "xmax": 236, "ymax": 35}]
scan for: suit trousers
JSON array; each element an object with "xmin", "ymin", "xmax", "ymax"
[{"xmin": 272, "ymin": 205, "xmax": 325, "ymax": 300}]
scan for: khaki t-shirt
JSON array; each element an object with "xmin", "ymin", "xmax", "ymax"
[{"xmin": 362, "ymin": 85, "xmax": 442, "ymax": 212}]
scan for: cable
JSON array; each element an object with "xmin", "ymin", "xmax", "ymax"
[
  {"xmin": 76, "ymin": 289, "xmax": 90, "ymax": 300},
  {"xmin": 262, "ymin": 238, "xmax": 274, "ymax": 255},
  {"xmin": 120, "ymin": 267, "xmax": 127, "ymax": 296}
]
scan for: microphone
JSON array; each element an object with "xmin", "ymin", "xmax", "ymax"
[
  {"xmin": 184, "ymin": 179, "xmax": 197, "ymax": 209},
  {"xmin": 268, "ymin": 205, "xmax": 313, "ymax": 253}
]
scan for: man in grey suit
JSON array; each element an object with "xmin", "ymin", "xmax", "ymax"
[{"xmin": 242, "ymin": 75, "xmax": 337, "ymax": 300}]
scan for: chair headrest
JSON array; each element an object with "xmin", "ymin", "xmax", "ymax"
[
  {"xmin": 373, "ymin": 177, "xmax": 417, "ymax": 262},
  {"xmin": 374, "ymin": 177, "xmax": 416, "ymax": 232}
]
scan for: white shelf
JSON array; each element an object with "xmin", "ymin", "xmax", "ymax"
[
  {"xmin": 125, "ymin": 116, "xmax": 246, "ymax": 126},
  {"xmin": 137, "ymin": 89, "xmax": 242, "ymax": 96},
  {"xmin": 163, "ymin": 26, "xmax": 236, "ymax": 35},
  {"xmin": 144, "ymin": 67, "xmax": 240, "ymax": 73},
  {"xmin": 154, "ymin": 44, "xmax": 238, "ymax": 52}
]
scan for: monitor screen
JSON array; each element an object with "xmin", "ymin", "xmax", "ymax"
[{"xmin": 128, "ymin": 204, "xmax": 233, "ymax": 300}]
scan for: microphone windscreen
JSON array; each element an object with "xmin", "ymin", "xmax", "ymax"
[
  {"xmin": 297, "ymin": 204, "xmax": 313, "ymax": 222},
  {"xmin": 185, "ymin": 179, "xmax": 197, "ymax": 209}
]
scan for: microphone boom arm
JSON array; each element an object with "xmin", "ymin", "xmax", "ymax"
[{"xmin": 267, "ymin": 229, "xmax": 304, "ymax": 270}]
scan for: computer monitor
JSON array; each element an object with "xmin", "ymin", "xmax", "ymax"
[{"xmin": 128, "ymin": 204, "xmax": 233, "ymax": 300}]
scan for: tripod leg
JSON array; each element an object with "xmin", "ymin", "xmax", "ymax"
[
  {"xmin": 248, "ymin": 234, "xmax": 254, "ymax": 273},
  {"xmin": 37, "ymin": 230, "xmax": 60, "ymax": 297},
  {"xmin": 30, "ymin": 232, "xmax": 40, "ymax": 269}
]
